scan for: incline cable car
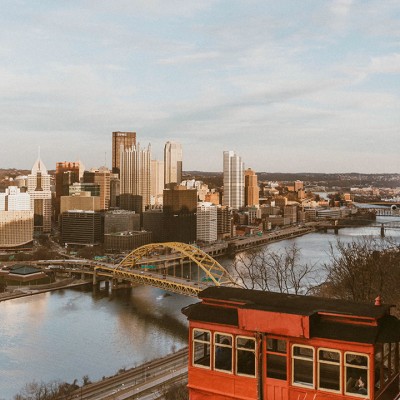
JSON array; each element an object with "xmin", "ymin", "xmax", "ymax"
[{"xmin": 182, "ymin": 287, "xmax": 400, "ymax": 400}]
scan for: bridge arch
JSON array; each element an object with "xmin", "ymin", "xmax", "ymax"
[{"xmin": 116, "ymin": 242, "xmax": 236, "ymax": 286}]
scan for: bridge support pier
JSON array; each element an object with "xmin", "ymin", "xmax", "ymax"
[
  {"xmin": 334, "ymin": 227, "xmax": 339, "ymax": 235},
  {"xmin": 93, "ymin": 269, "xmax": 97, "ymax": 285},
  {"xmin": 381, "ymin": 224, "xmax": 385, "ymax": 237}
]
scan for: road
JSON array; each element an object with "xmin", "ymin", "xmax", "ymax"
[{"xmin": 68, "ymin": 347, "xmax": 188, "ymax": 399}]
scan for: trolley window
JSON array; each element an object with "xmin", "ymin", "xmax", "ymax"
[
  {"xmin": 214, "ymin": 333, "xmax": 233, "ymax": 373},
  {"xmin": 266, "ymin": 338, "xmax": 287, "ymax": 380},
  {"xmin": 193, "ymin": 329, "xmax": 211, "ymax": 369},
  {"xmin": 318, "ymin": 348, "xmax": 341, "ymax": 393},
  {"xmin": 236, "ymin": 336, "xmax": 256, "ymax": 377},
  {"xmin": 292, "ymin": 345, "xmax": 314, "ymax": 388},
  {"xmin": 344, "ymin": 352, "xmax": 369, "ymax": 397}
]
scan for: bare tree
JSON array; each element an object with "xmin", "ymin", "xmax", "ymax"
[
  {"xmin": 14, "ymin": 379, "xmax": 78, "ymax": 400},
  {"xmin": 319, "ymin": 237, "xmax": 400, "ymax": 311},
  {"xmin": 232, "ymin": 244, "xmax": 318, "ymax": 295},
  {"xmin": 162, "ymin": 382, "xmax": 189, "ymax": 400}
]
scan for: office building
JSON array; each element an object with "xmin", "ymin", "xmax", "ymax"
[
  {"xmin": 0, "ymin": 187, "xmax": 33, "ymax": 248},
  {"xmin": 104, "ymin": 210, "xmax": 141, "ymax": 234},
  {"xmin": 217, "ymin": 205, "xmax": 231, "ymax": 240},
  {"xmin": 244, "ymin": 168, "xmax": 259, "ymax": 207},
  {"xmin": 143, "ymin": 209, "xmax": 164, "ymax": 242},
  {"xmin": 104, "ymin": 231, "xmax": 152, "ymax": 252},
  {"xmin": 163, "ymin": 186, "xmax": 196, "ymax": 243},
  {"xmin": 55, "ymin": 161, "xmax": 83, "ymax": 218},
  {"xmin": 112, "ymin": 131, "xmax": 136, "ymax": 176},
  {"xmin": 60, "ymin": 192, "xmax": 101, "ymax": 214},
  {"xmin": 120, "ymin": 143, "xmax": 151, "ymax": 212},
  {"xmin": 109, "ymin": 173, "xmax": 120, "ymax": 208},
  {"xmin": 60, "ymin": 210, "xmax": 103, "ymax": 246},
  {"xmin": 164, "ymin": 141, "xmax": 182, "ymax": 188},
  {"xmin": 27, "ymin": 157, "xmax": 52, "ymax": 233},
  {"xmin": 150, "ymin": 160, "xmax": 164, "ymax": 206},
  {"xmin": 83, "ymin": 167, "xmax": 111, "ymax": 210},
  {"xmin": 197, "ymin": 202, "xmax": 217, "ymax": 243},
  {"xmin": 223, "ymin": 151, "xmax": 244, "ymax": 209}
]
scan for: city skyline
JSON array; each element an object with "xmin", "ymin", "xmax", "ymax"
[{"xmin": 1, "ymin": 1, "xmax": 400, "ymax": 173}]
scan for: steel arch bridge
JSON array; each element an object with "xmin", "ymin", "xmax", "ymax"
[{"xmin": 93, "ymin": 242, "xmax": 237, "ymax": 297}]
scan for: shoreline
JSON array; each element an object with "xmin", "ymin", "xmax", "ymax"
[{"xmin": 0, "ymin": 279, "xmax": 91, "ymax": 302}]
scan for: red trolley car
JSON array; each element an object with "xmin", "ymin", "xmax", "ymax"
[{"xmin": 182, "ymin": 287, "xmax": 400, "ymax": 400}]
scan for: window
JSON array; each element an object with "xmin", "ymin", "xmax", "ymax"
[
  {"xmin": 345, "ymin": 352, "xmax": 369, "ymax": 397},
  {"xmin": 292, "ymin": 345, "xmax": 314, "ymax": 388},
  {"xmin": 193, "ymin": 329, "xmax": 211, "ymax": 368},
  {"xmin": 266, "ymin": 338, "xmax": 287, "ymax": 380},
  {"xmin": 318, "ymin": 349, "xmax": 341, "ymax": 392},
  {"xmin": 214, "ymin": 333, "xmax": 233, "ymax": 373},
  {"xmin": 236, "ymin": 336, "xmax": 256, "ymax": 377}
]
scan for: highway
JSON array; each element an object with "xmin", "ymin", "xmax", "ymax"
[{"xmin": 68, "ymin": 347, "xmax": 188, "ymax": 399}]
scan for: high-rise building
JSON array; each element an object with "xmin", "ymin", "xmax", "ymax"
[
  {"xmin": 60, "ymin": 192, "xmax": 101, "ymax": 214},
  {"xmin": 55, "ymin": 161, "xmax": 83, "ymax": 219},
  {"xmin": 164, "ymin": 141, "xmax": 182, "ymax": 188},
  {"xmin": 244, "ymin": 168, "xmax": 259, "ymax": 207},
  {"xmin": 83, "ymin": 167, "xmax": 111, "ymax": 211},
  {"xmin": 163, "ymin": 186, "xmax": 197, "ymax": 243},
  {"xmin": 150, "ymin": 160, "xmax": 164, "ymax": 206},
  {"xmin": 196, "ymin": 202, "xmax": 217, "ymax": 244},
  {"xmin": 223, "ymin": 151, "xmax": 244, "ymax": 209},
  {"xmin": 27, "ymin": 157, "xmax": 52, "ymax": 233},
  {"xmin": 0, "ymin": 187, "xmax": 33, "ymax": 248},
  {"xmin": 60, "ymin": 210, "xmax": 103, "ymax": 246},
  {"xmin": 217, "ymin": 205, "xmax": 231, "ymax": 240},
  {"xmin": 120, "ymin": 143, "xmax": 151, "ymax": 212},
  {"xmin": 112, "ymin": 131, "xmax": 136, "ymax": 176}
]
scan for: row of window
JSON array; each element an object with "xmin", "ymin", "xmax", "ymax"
[
  {"xmin": 193, "ymin": 329, "xmax": 256, "ymax": 377},
  {"xmin": 192, "ymin": 329, "xmax": 399, "ymax": 398}
]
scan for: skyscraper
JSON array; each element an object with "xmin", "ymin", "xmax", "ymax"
[
  {"xmin": 27, "ymin": 157, "xmax": 52, "ymax": 232},
  {"xmin": 0, "ymin": 187, "xmax": 33, "ymax": 248},
  {"xmin": 164, "ymin": 141, "xmax": 182, "ymax": 188},
  {"xmin": 55, "ymin": 161, "xmax": 83, "ymax": 219},
  {"xmin": 112, "ymin": 131, "xmax": 136, "ymax": 176},
  {"xmin": 223, "ymin": 151, "xmax": 244, "ymax": 209},
  {"xmin": 120, "ymin": 143, "xmax": 151, "ymax": 212},
  {"xmin": 150, "ymin": 160, "xmax": 164, "ymax": 206},
  {"xmin": 244, "ymin": 168, "xmax": 259, "ymax": 207}
]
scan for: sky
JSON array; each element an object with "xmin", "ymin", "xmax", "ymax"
[{"xmin": 1, "ymin": 0, "xmax": 399, "ymax": 173}]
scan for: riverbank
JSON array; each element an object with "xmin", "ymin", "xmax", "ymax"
[{"xmin": 0, "ymin": 278, "xmax": 91, "ymax": 302}]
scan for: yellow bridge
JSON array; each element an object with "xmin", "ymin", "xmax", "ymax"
[{"xmin": 49, "ymin": 242, "xmax": 237, "ymax": 297}]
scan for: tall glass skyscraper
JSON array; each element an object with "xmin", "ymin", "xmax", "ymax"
[
  {"xmin": 223, "ymin": 151, "xmax": 244, "ymax": 209},
  {"xmin": 164, "ymin": 141, "xmax": 183, "ymax": 188}
]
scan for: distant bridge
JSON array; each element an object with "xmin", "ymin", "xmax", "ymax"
[
  {"xmin": 37, "ymin": 242, "xmax": 237, "ymax": 297},
  {"xmin": 316, "ymin": 220, "xmax": 400, "ymax": 236}
]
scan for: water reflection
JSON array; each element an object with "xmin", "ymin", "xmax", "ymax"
[{"xmin": 0, "ymin": 285, "xmax": 194, "ymax": 399}]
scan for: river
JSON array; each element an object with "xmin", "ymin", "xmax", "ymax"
[{"xmin": 1, "ymin": 217, "xmax": 399, "ymax": 399}]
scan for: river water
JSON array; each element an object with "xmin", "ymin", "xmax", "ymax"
[{"xmin": 1, "ymin": 217, "xmax": 399, "ymax": 399}]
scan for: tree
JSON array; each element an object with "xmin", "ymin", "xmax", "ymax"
[
  {"xmin": 14, "ymin": 380, "xmax": 78, "ymax": 400},
  {"xmin": 319, "ymin": 237, "xmax": 400, "ymax": 313},
  {"xmin": 162, "ymin": 383, "xmax": 189, "ymax": 400},
  {"xmin": 232, "ymin": 244, "xmax": 318, "ymax": 295}
]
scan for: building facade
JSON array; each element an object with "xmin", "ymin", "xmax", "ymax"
[
  {"xmin": 120, "ymin": 143, "xmax": 151, "ymax": 212},
  {"xmin": 150, "ymin": 159, "xmax": 164, "ymax": 206},
  {"xmin": 164, "ymin": 141, "xmax": 183, "ymax": 188},
  {"xmin": 244, "ymin": 168, "xmax": 259, "ymax": 207},
  {"xmin": 27, "ymin": 157, "xmax": 52, "ymax": 233},
  {"xmin": 197, "ymin": 202, "xmax": 218, "ymax": 244},
  {"xmin": 104, "ymin": 210, "xmax": 141, "ymax": 234},
  {"xmin": 60, "ymin": 210, "xmax": 102, "ymax": 245},
  {"xmin": 223, "ymin": 151, "xmax": 244, "ymax": 209},
  {"xmin": 55, "ymin": 161, "xmax": 83, "ymax": 218},
  {"xmin": 0, "ymin": 187, "xmax": 33, "ymax": 248},
  {"xmin": 112, "ymin": 131, "xmax": 136, "ymax": 176}
]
